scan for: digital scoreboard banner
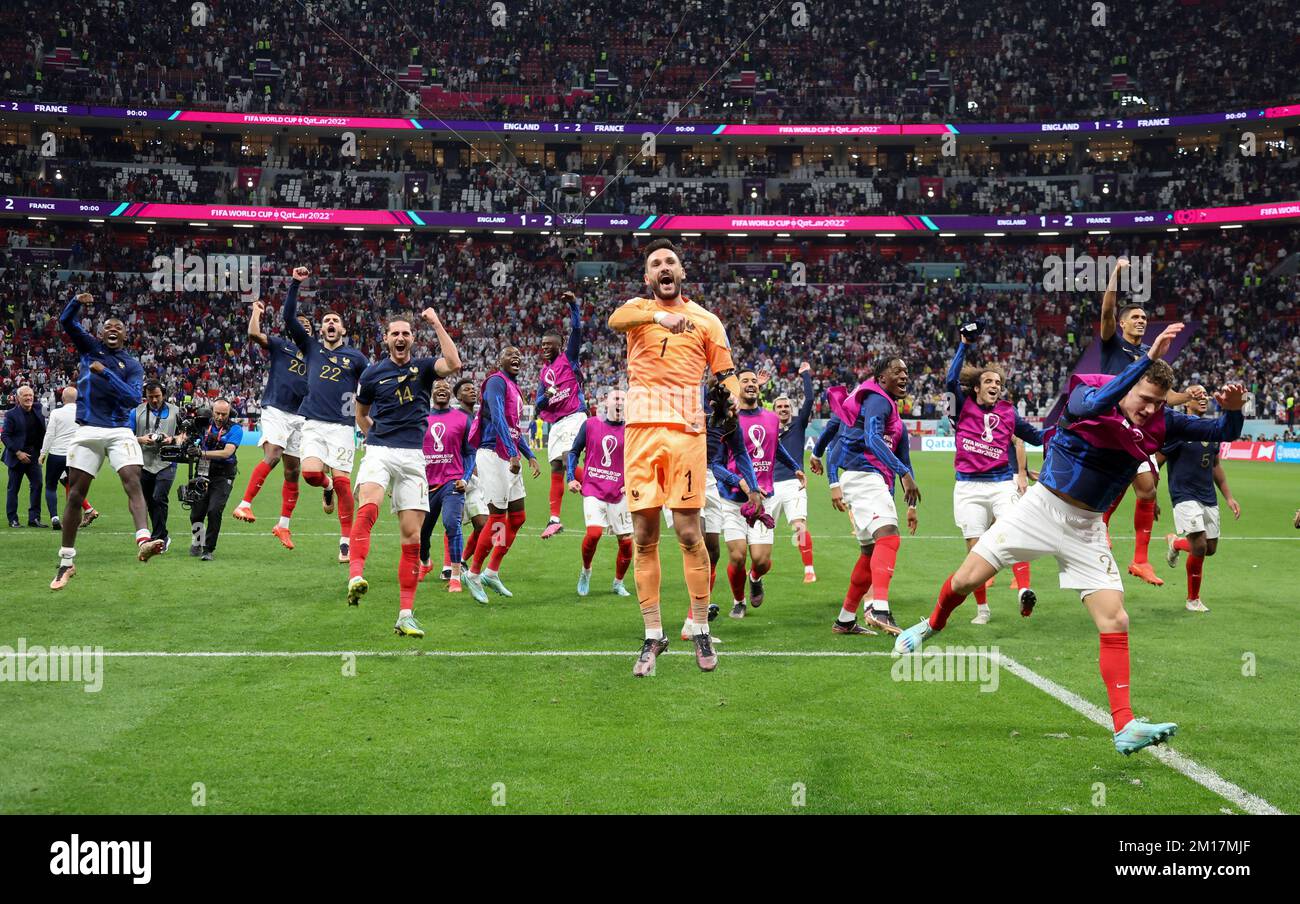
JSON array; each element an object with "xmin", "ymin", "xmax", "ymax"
[
  {"xmin": 7, "ymin": 197, "xmax": 1300, "ymax": 233},
  {"xmin": 5, "ymin": 99, "xmax": 1296, "ymax": 137}
]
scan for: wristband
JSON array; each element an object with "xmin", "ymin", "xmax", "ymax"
[{"xmin": 652, "ymin": 311, "xmax": 667, "ymax": 325}]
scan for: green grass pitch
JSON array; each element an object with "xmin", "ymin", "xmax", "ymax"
[{"xmin": 1, "ymin": 449, "xmax": 1297, "ymax": 814}]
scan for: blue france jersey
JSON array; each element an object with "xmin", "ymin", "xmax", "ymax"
[
  {"xmin": 261, "ymin": 336, "xmax": 308, "ymax": 414},
  {"xmin": 59, "ymin": 296, "xmax": 144, "ymax": 429},
  {"xmin": 357, "ymin": 356, "xmax": 441, "ymax": 449},
  {"xmin": 283, "ymin": 281, "xmax": 369, "ymax": 425},
  {"xmin": 1162, "ymin": 435, "xmax": 1219, "ymax": 506},
  {"xmin": 774, "ymin": 370, "xmax": 815, "ymax": 482},
  {"xmin": 1099, "ymin": 331, "xmax": 1149, "ymax": 376}
]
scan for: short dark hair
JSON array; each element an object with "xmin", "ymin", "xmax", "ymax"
[
  {"xmin": 143, "ymin": 380, "xmax": 164, "ymax": 395},
  {"xmin": 452, "ymin": 378, "xmax": 475, "ymax": 397},
  {"xmin": 1118, "ymin": 304, "xmax": 1146, "ymax": 321},
  {"xmin": 872, "ymin": 355, "xmax": 903, "ymax": 379},
  {"xmin": 643, "ymin": 238, "xmax": 681, "ymax": 267},
  {"xmin": 1143, "ymin": 359, "xmax": 1175, "ymax": 392}
]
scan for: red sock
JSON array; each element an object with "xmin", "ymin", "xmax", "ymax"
[
  {"xmin": 1102, "ymin": 491, "xmax": 1124, "ymax": 526},
  {"xmin": 1012, "ymin": 561, "xmax": 1031, "ymax": 590},
  {"xmin": 472, "ymin": 514, "xmax": 505, "ymax": 572},
  {"xmin": 1133, "ymin": 498, "xmax": 1155, "ymax": 563},
  {"xmin": 749, "ymin": 560, "xmax": 770, "ymax": 581},
  {"xmin": 928, "ymin": 575, "xmax": 969, "ymax": 630},
  {"xmin": 549, "ymin": 471, "xmax": 564, "ymax": 518},
  {"xmin": 709, "ymin": 566, "xmax": 716, "ymax": 591},
  {"xmin": 464, "ymin": 523, "xmax": 484, "ymax": 564},
  {"xmin": 398, "ymin": 542, "xmax": 420, "ymax": 611},
  {"xmin": 280, "ymin": 479, "xmax": 299, "ymax": 519},
  {"xmin": 1173, "ymin": 537, "xmax": 1192, "ymax": 553},
  {"xmin": 1186, "ymin": 555, "xmax": 1203, "ymax": 600},
  {"xmin": 1099, "ymin": 633, "xmax": 1133, "ymax": 732},
  {"xmin": 334, "ymin": 475, "xmax": 354, "ymax": 536},
  {"xmin": 443, "ymin": 534, "xmax": 451, "ymax": 567},
  {"xmin": 843, "ymin": 551, "xmax": 873, "ymax": 614},
  {"xmin": 581, "ymin": 526, "xmax": 602, "ymax": 568},
  {"xmin": 799, "ymin": 530, "xmax": 813, "ymax": 567},
  {"xmin": 870, "ymin": 534, "xmax": 900, "ymax": 604},
  {"xmin": 303, "ymin": 470, "xmax": 328, "ymax": 488},
  {"xmin": 727, "ymin": 563, "xmax": 747, "ymax": 601},
  {"xmin": 616, "ymin": 537, "xmax": 632, "ymax": 580},
  {"xmin": 973, "ymin": 584, "xmax": 987, "ymax": 605},
  {"xmin": 487, "ymin": 509, "xmax": 526, "ymax": 571},
  {"xmin": 348, "ymin": 502, "xmax": 379, "ymax": 579},
  {"xmin": 81, "ymin": 497, "xmax": 93, "ymax": 511},
  {"xmin": 242, "ymin": 459, "xmax": 273, "ymax": 505}
]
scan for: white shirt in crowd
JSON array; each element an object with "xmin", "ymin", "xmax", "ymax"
[{"xmin": 40, "ymin": 404, "xmax": 79, "ymax": 458}]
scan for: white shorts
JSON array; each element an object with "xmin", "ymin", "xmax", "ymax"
[
  {"xmin": 546, "ymin": 411, "xmax": 588, "ymax": 464},
  {"xmin": 258, "ymin": 406, "xmax": 304, "ymax": 457},
  {"xmin": 66, "ymin": 425, "xmax": 143, "ymax": 476},
  {"xmin": 953, "ymin": 478, "xmax": 1020, "ymax": 539},
  {"xmin": 1135, "ymin": 459, "xmax": 1154, "ymax": 477},
  {"xmin": 768, "ymin": 478, "xmax": 808, "ymax": 524},
  {"xmin": 475, "ymin": 448, "xmax": 526, "ymax": 509},
  {"xmin": 355, "ymin": 445, "xmax": 429, "ymax": 514},
  {"xmin": 1173, "ymin": 500, "xmax": 1220, "ymax": 540},
  {"xmin": 972, "ymin": 483, "xmax": 1124, "ymax": 597},
  {"xmin": 461, "ymin": 474, "xmax": 487, "ymax": 522},
  {"xmin": 718, "ymin": 496, "xmax": 774, "ymax": 546},
  {"xmin": 301, "ymin": 419, "xmax": 356, "ymax": 472},
  {"xmin": 584, "ymin": 494, "xmax": 632, "ymax": 535},
  {"xmin": 839, "ymin": 470, "xmax": 898, "ymax": 542}
]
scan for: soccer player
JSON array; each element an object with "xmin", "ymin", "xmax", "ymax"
[
  {"xmin": 419, "ymin": 379, "xmax": 475, "ymax": 593},
  {"xmin": 537, "ymin": 291, "xmax": 587, "ymax": 539},
  {"xmin": 453, "ymin": 378, "xmax": 489, "ymax": 575},
  {"xmin": 567, "ymin": 388, "xmax": 633, "ymax": 597},
  {"xmin": 232, "ymin": 297, "xmax": 312, "ymax": 549},
  {"xmin": 811, "ymin": 415, "xmax": 875, "ymax": 634},
  {"xmin": 1097, "ymin": 258, "xmax": 1203, "ymax": 586},
  {"xmin": 770, "ymin": 362, "xmax": 818, "ymax": 583},
  {"xmin": 49, "ymin": 292, "xmax": 165, "ymax": 590},
  {"xmin": 608, "ymin": 238, "xmax": 740, "ymax": 676},
  {"xmin": 824, "ymin": 357, "xmax": 921, "ymax": 636},
  {"xmin": 1160, "ymin": 390, "xmax": 1241, "ymax": 612},
  {"xmin": 720, "ymin": 369, "xmax": 805, "ymax": 619},
  {"xmin": 346, "ymin": 310, "xmax": 461, "ymax": 637},
  {"xmin": 462, "ymin": 346, "xmax": 542, "ymax": 603},
  {"xmin": 282, "ymin": 267, "xmax": 369, "ymax": 563},
  {"xmin": 899, "ymin": 324, "xmax": 1246, "ymax": 755},
  {"xmin": 947, "ymin": 324, "xmax": 1044, "ymax": 624}
]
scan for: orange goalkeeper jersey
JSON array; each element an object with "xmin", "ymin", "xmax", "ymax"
[{"xmin": 617, "ymin": 295, "xmax": 734, "ymax": 433}]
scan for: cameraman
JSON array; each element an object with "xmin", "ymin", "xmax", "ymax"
[
  {"xmin": 131, "ymin": 381, "xmax": 184, "ymax": 550},
  {"xmin": 189, "ymin": 398, "xmax": 243, "ymax": 561}
]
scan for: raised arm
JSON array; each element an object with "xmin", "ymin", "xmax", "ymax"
[
  {"xmin": 797, "ymin": 365, "xmax": 814, "ymax": 427},
  {"xmin": 945, "ymin": 339, "xmax": 968, "ymax": 405},
  {"xmin": 60, "ymin": 292, "xmax": 98, "ymax": 355},
  {"xmin": 564, "ymin": 293, "xmax": 583, "ymax": 365},
  {"xmin": 283, "ymin": 269, "xmax": 312, "ymax": 354},
  {"xmin": 421, "ymin": 307, "xmax": 461, "ymax": 376},
  {"xmin": 1099, "ymin": 258, "xmax": 1129, "ymax": 341},
  {"xmin": 248, "ymin": 299, "xmax": 270, "ymax": 349}
]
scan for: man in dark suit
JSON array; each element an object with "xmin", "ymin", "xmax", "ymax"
[{"xmin": 3, "ymin": 385, "xmax": 47, "ymax": 527}]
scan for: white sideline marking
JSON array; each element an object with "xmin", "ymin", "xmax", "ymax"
[
  {"xmin": 6, "ymin": 647, "xmax": 1281, "ymax": 814},
  {"xmin": 84, "ymin": 530, "xmax": 1300, "ymax": 541},
  {"xmin": 997, "ymin": 653, "xmax": 1284, "ymax": 816}
]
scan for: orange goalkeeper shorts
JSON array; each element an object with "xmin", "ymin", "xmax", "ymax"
[{"xmin": 623, "ymin": 424, "xmax": 707, "ymax": 513}]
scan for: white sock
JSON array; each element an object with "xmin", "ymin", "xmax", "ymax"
[
  {"xmin": 734, "ymin": 598, "xmax": 745, "ymax": 607},
  {"xmin": 838, "ymin": 607, "xmax": 856, "ymax": 622},
  {"xmin": 548, "ymin": 515, "xmax": 560, "ymax": 524},
  {"xmin": 873, "ymin": 600, "xmax": 890, "ymax": 612},
  {"xmin": 683, "ymin": 618, "xmax": 694, "ymax": 629},
  {"xmin": 645, "ymin": 628, "xmax": 665, "ymax": 641},
  {"xmin": 59, "ymin": 546, "xmax": 76, "ymax": 567},
  {"xmin": 277, "ymin": 516, "xmax": 290, "ymax": 529},
  {"xmin": 977, "ymin": 602, "xmax": 990, "ymax": 610},
  {"xmin": 399, "ymin": 608, "xmax": 413, "ymax": 618},
  {"xmin": 235, "ymin": 500, "xmax": 249, "ymax": 509},
  {"xmin": 581, "ymin": 567, "xmax": 591, "ymax": 576},
  {"xmin": 805, "ymin": 564, "xmax": 815, "ymax": 573},
  {"xmin": 484, "ymin": 568, "xmax": 499, "ymax": 580},
  {"xmin": 691, "ymin": 622, "xmax": 709, "ymax": 636},
  {"xmin": 135, "ymin": 528, "xmax": 151, "ymax": 543},
  {"xmin": 749, "ymin": 569, "xmax": 761, "ymax": 582},
  {"xmin": 339, "ymin": 536, "xmax": 348, "ymax": 547}
]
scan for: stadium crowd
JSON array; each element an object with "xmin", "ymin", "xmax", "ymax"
[
  {"xmin": 2, "ymin": 225, "xmax": 1297, "ymax": 433},
  {"xmin": 3, "ymin": 0, "xmax": 1296, "ymax": 124}
]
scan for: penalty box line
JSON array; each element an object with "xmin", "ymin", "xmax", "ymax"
[{"xmin": 34, "ymin": 648, "xmax": 1282, "ymax": 815}]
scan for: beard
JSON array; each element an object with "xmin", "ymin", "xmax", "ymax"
[{"xmin": 651, "ymin": 276, "xmax": 681, "ymax": 301}]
